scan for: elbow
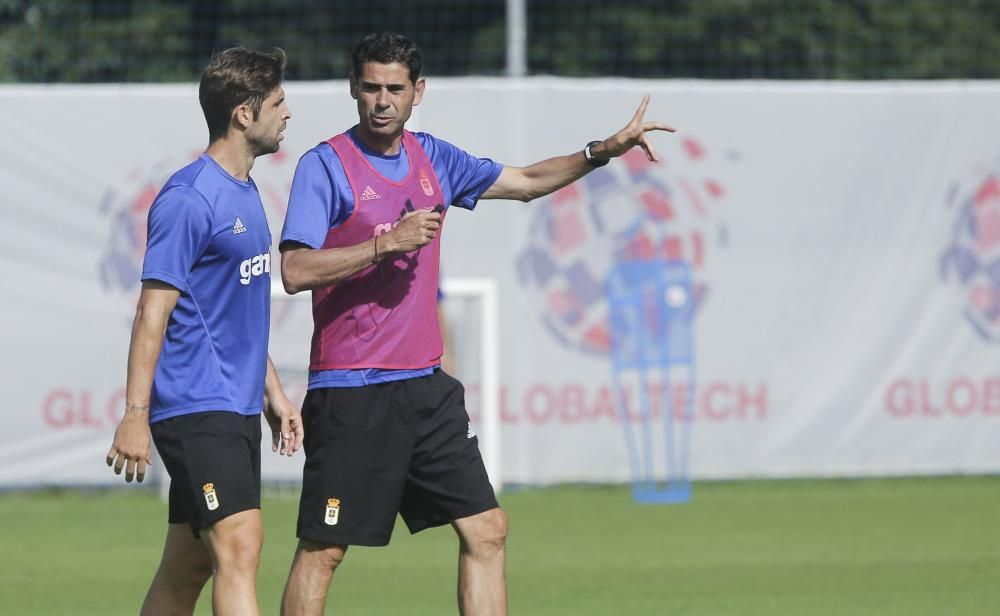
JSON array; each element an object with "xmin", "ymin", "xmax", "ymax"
[
  {"xmin": 280, "ymin": 264, "xmax": 304, "ymax": 295},
  {"xmin": 132, "ymin": 300, "xmax": 168, "ymax": 335},
  {"xmin": 280, "ymin": 251, "xmax": 310, "ymax": 294},
  {"xmin": 513, "ymin": 187, "xmax": 541, "ymax": 203},
  {"xmin": 281, "ymin": 272, "xmax": 303, "ymax": 295},
  {"xmin": 518, "ymin": 180, "xmax": 552, "ymax": 203}
]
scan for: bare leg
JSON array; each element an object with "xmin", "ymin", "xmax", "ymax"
[
  {"xmin": 281, "ymin": 540, "xmax": 348, "ymax": 616},
  {"xmin": 201, "ymin": 509, "xmax": 264, "ymax": 616},
  {"xmin": 452, "ymin": 508, "xmax": 509, "ymax": 616},
  {"xmin": 141, "ymin": 523, "xmax": 214, "ymax": 616}
]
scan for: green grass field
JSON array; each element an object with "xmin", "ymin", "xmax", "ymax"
[{"xmin": 2, "ymin": 477, "xmax": 998, "ymax": 615}]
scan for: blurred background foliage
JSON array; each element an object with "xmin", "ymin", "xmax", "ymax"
[{"xmin": 1, "ymin": 0, "xmax": 998, "ymax": 81}]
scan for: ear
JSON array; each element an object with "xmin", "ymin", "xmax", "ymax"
[
  {"xmin": 349, "ymin": 74, "xmax": 358, "ymax": 100},
  {"xmin": 413, "ymin": 77, "xmax": 426, "ymax": 107},
  {"xmin": 232, "ymin": 102, "xmax": 253, "ymax": 131}
]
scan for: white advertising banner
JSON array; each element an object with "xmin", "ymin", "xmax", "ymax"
[{"xmin": 2, "ymin": 79, "xmax": 999, "ymax": 487}]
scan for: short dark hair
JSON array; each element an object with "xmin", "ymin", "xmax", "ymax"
[
  {"xmin": 351, "ymin": 32, "xmax": 422, "ymax": 84},
  {"xmin": 199, "ymin": 47, "xmax": 287, "ymax": 143}
]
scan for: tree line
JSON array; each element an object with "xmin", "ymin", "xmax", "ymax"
[{"xmin": 1, "ymin": 0, "xmax": 997, "ymax": 82}]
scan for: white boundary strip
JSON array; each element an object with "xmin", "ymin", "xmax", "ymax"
[{"xmin": 440, "ymin": 278, "xmax": 502, "ymax": 493}]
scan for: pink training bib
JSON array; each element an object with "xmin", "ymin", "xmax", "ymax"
[{"xmin": 309, "ymin": 130, "xmax": 446, "ymax": 370}]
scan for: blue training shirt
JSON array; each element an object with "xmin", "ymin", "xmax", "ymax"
[
  {"xmin": 141, "ymin": 154, "xmax": 272, "ymax": 423},
  {"xmin": 280, "ymin": 128, "xmax": 503, "ymax": 389}
]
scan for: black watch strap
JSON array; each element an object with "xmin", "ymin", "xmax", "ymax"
[{"xmin": 583, "ymin": 140, "xmax": 609, "ymax": 168}]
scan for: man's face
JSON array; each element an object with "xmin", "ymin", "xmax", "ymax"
[
  {"xmin": 351, "ymin": 62, "xmax": 424, "ymax": 146},
  {"xmin": 245, "ymin": 86, "xmax": 290, "ymax": 156}
]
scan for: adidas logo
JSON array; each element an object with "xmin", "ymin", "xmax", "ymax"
[
  {"xmin": 467, "ymin": 422, "xmax": 476, "ymax": 439},
  {"xmin": 232, "ymin": 217, "xmax": 247, "ymax": 234},
  {"xmin": 360, "ymin": 185, "xmax": 381, "ymax": 201}
]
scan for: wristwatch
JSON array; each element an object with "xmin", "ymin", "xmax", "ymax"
[{"xmin": 583, "ymin": 140, "xmax": 609, "ymax": 168}]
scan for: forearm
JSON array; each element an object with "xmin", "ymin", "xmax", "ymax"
[
  {"xmin": 263, "ymin": 356, "xmax": 289, "ymax": 407},
  {"xmin": 123, "ymin": 305, "xmax": 167, "ymax": 420},
  {"xmin": 516, "ymin": 151, "xmax": 597, "ymax": 201},
  {"xmin": 483, "ymin": 142, "xmax": 609, "ymax": 203},
  {"xmin": 282, "ymin": 215, "xmax": 438, "ymax": 294},
  {"xmin": 281, "ymin": 236, "xmax": 380, "ymax": 294},
  {"xmin": 483, "ymin": 97, "xmax": 673, "ymax": 204},
  {"xmin": 261, "ymin": 356, "xmax": 304, "ymax": 455}
]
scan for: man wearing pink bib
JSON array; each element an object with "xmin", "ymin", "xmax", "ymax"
[{"xmin": 279, "ymin": 32, "xmax": 674, "ymax": 616}]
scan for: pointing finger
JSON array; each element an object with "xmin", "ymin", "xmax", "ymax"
[
  {"xmin": 643, "ymin": 121, "xmax": 676, "ymax": 133},
  {"xmin": 106, "ymin": 446, "xmax": 118, "ymax": 466},
  {"xmin": 630, "ymin": 95, "xmax": 651, "ymax": 124}
]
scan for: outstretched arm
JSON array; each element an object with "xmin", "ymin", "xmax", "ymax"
[
  {"xmin": 481, "ymin": 95, "xmax": 675, "ymax": 202},
  {"xmin": 106, "ymin": 280, "xmax": 179, "ymax": 483}
]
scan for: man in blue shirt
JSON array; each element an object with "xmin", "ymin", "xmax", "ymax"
[
  {"xmin": 105, "ymin": 47, "xmax": 303, "ymax": 616},
  {"xmin": 279, "ymin": 32, "xmax": 673, "ymax": 616}
]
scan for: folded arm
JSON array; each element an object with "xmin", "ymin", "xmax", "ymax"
[{"xmin": 281, "ymin": 208, "xmax": 443, "ymax": 294}]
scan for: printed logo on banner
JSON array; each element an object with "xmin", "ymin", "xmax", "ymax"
[
  {"xmin": 515, "ymin": 136, "xmax": 738, "ymax": 500},
  {"xmin": 940, "ymin": 159, "xmax": 1000, "ymax": 342},
  {"xmin": 97, "ymin": 157, "xmax": 180, "ymax": 300},
  {"xmin": 517, "ymin": 137, "xmax": 732, "ymax": 355}
]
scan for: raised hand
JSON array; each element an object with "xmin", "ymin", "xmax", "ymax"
[{"xmin": 600, "ymin": 95, "xmax": 676, "ymax": 163}]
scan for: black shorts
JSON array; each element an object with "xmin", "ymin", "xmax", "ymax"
[
  {"xmin": 151, "ymin": 411, "xmax": 262, "ymax": 537},
  {"xmin": 297, "ymin": 369, "xmax": 498, "ymax": 546}
]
